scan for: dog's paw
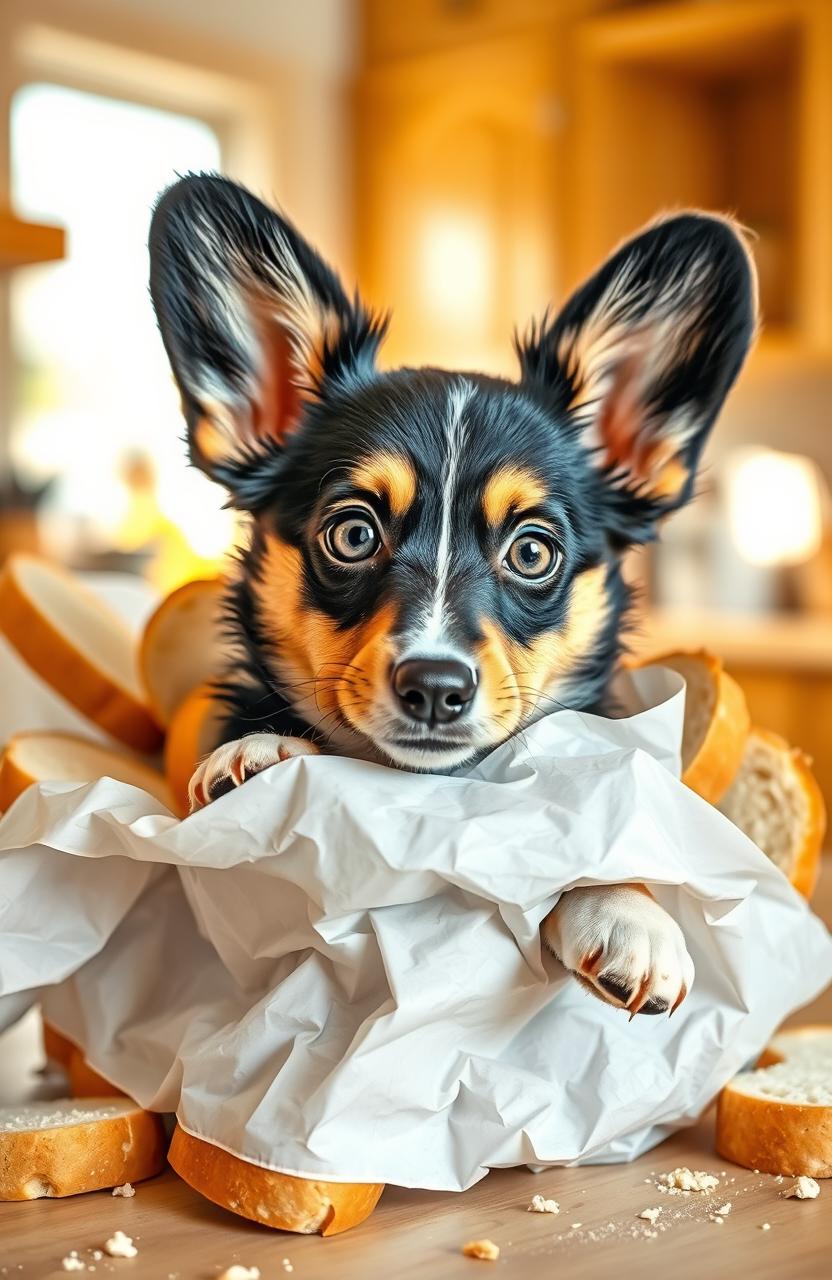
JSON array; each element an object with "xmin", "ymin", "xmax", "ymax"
[
  {"xmin": 542, "ymin": 884, "xmax": 694, "ymax": 1017},
  {"xmin": 189, "ymin": 733, "xmax": 319, "ymax": 810}
]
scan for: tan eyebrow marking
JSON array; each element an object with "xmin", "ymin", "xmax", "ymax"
[
  {"xmin": 350, "ymin": 451, "xmax": 417, "ymax": 517},
  {"xmin": 482, "ymin": 464, "xmax": 547, "ymax": 525}
]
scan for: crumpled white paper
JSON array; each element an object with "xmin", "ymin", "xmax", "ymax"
[{"xmin": 0, "ymin": 577, "xmax": 830, "ymax": 1191}]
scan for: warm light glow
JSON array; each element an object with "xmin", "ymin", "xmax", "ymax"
[
  {"xmin": 10, "ymin": 82, "xmax": 227, "ymax": 587},
  {"xmin": 418, "ymin": 210, "xmax": 493, "ymax": 331},
  {"xmin": 727, "ymin": 448, "xmax": 825, "ymax": 567}
]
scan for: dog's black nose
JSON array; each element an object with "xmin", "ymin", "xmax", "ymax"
[{"xmin": 392, "ymin": 658, "xmax": 477, "ymax": 723}]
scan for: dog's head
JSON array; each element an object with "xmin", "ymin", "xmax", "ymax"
[{"xmin": 150, "ymin": 175, "xmax": 756, "ymax": 769}]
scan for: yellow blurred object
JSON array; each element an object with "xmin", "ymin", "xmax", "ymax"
[{"xmin": 113, "ymin": 453, "xmax": 234, "ymax": 593}]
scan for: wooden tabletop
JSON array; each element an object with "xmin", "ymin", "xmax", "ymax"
[{"xmin": 3, "ymin": 864, "xmax": 831, "ymax": 1280}]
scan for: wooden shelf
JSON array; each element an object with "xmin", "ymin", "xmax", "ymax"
[
  {"xmin": 571, "ymin": 0, "xmax": 832, "ymax": 352},
  {"xmin": 632, "ymin": 607, "xmax": 832, "ymax": 672},
  {"xmin": 0, "ymin": 209, "xmax": 65, "ymax": 270}
]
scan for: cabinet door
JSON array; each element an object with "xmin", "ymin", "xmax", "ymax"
[{"xmin": 356, "ymin": 36, "xmax": 562, "ymax": 376}]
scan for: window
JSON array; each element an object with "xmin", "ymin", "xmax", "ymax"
[{"xmin": 10, "ymin": 82, "xmax": 236, "ymax": 588}]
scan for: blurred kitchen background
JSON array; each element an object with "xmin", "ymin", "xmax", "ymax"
[{"xmin": 1, "ymin": 0, "xmax": 832, "ymax": 794}]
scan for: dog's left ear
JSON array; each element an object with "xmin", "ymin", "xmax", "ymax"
[
  {"xmin": 517, "ymin": 213, "xmax": 757, "ymax": 541},
  {"xmin": 149, "ymin": 174, "xmax": 385, "ymax": 491}
]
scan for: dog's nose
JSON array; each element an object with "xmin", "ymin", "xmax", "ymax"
[{"xmin": 392, "ymin": 658, "xmax": 478, "ymax": 723}]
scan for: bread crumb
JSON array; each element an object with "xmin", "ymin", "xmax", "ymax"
[
  {"xmin": 761, "ymin": 1222, "xmax": 771, "ymax": 1231},
  {"xmin": 111, "ymin": 1183, "xmax": 134, "ymax": 1198},
  {"xmin": 783, "ymin": 1176, "xmax": 820, "ymax": 1200},
  {"xmin": 462, "ymin": 1240, "xmax": 500, "ymax": 1261},
  {"xmin": 90, "ymin": 1254, "xmax": 103, "ymax": 1263},
  {"xmin": 61, "ymin": 1257, "xmax": 85, "ymax": 1273},
  {"xmin": 710, "ymin": 1215, "xmax": 724, "ymax": 1225},
  {"xmin": 715, "ymin": 1203, "xmax": 731, "ymax": 1215},
  {"xmin": 103, "ymin": 1232, "xmax": 137, "ymax": 1259},
  {"xmin": 282, "ymin": 1261, "xmax": 294, "ymax": 1274},
  {"xmin": 527, "ymin": 1194, "xmax": 559, "ymax": 1214},
  {"xmin": 217, "ymin": 1269, "xmax": 260, "ymax": 1280},
  {"xmin": 638, "ymin": 1207, "xmax": 661, "ymax": 1224},
  {"xmin": 570, "ymin": 1223, "xmax": 582, "ymax": 1229},
  {"xmin": 657, "ymin": 1167, "xmax": 719, "ymax": 1193}
]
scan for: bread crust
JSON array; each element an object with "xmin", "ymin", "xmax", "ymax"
[
  {"xmin": 0, "ymin": 1102, "xmax": 166, "ymax": 1200},
  {"xmin": 0, "ymin": 555, "xmax": 161, "ymax": 753},
  {"xmin": 0, "ymin": 730, "xmax": 172, "ymax": 813},
  {"xmin": 168, "ymin": 1125, "xmax": 384, "ymax": 1235},
  {"xmin": 716, "ymin": 1086, "xmax": 832, "ymax": 1178},
  {"xmin": 67, "ymin": 1050, "xmax": 126, "ymax": 1099},
  {"xmin": 139, "ymin": 577, "xmax": 224, "ymax": 726},
  {"xmin": 164, "ymin": 683, "xmax": 222, "ymax": 817},
  {"xmin": 683, "ymin": 659, "xmax": 750, "ymax": 804},
  {"xmin": 716, "ymin": 1026, "xmax": 832, "ymax": 1177},
  {"xmin": 634, "ymin": 649, "xmax": 750, "ymax": 804}
]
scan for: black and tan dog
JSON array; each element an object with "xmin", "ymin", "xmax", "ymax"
[{"xmin": 149, "ymin": 174, "xmax": 756, "ymax": 1017}]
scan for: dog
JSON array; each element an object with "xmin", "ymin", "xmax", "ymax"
[{"xmin": 149, "ymin": 174, "xmax": 756, "ymax": 1018}]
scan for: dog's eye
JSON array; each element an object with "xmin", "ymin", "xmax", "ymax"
[
  {"xmin": 503, "ymin": 529, "xmax": 561, "ymax": 582},
  {"xmin": 322, "ymin": 512, "xmax": 381, "ymax": 564}
]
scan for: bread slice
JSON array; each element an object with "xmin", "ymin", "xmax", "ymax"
[
  {"xmin": 168, "ymin": 1126, "xmax": 384, "ymax": 1236},
  {"xmin": 644, "ymin": 649, "xmax": 750, "ymax": 803},
  {"xmin": 67, "ymin": 1050, "xmax": 126, "ymax": 1099},
  {"xmin": 164, "ymin": 682, "xmax": 223, "ymax": 817},
  {"xmin": 0, "ymin": 1099, "xmax": 166, "ymax": 1200},
  {"xmin": 716, "ymin": 1026, "xmax": 832, "ymax": 1177},
  {"xmin": 139, "ymin": 577, "xmax": 226, "ymax": 727},
  {"xmin": 0, "ymin": 730, "xmax": 173, "ymax": 813},
  {"xmin": 719, "ymin": 727, "xmax": 826, "ymax": 899},
  {"xmin": 42, "ymin": 1021, "xmax": 75, "ymax": 1069},
  {"xmin": 0, "ymin": 554, "xmax": 162, "ymax": 753}
]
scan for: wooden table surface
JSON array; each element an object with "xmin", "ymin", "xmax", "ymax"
[{"xmin": 3, "ymin": 867, "xmax": 831, "ymax": 1280}]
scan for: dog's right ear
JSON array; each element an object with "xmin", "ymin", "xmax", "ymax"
[{"xmin": 149, "ymin": 174, "xmax": 385, "ymax": 491}]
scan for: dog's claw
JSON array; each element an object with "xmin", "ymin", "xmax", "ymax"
[
  {"xmin": 542, "ymin": 884, "xmax": 694, "ymax": 1019},
  {"xmin": 579, "ymin": 946, "xmax": 605, "ymax": 978},
  {"xmin": 670, "ymin": 983, "xmax": 688, "ymax": 1017},
  {"xmin": 189, "ymin": 733, "xmax": 320, "ymax": 811}
]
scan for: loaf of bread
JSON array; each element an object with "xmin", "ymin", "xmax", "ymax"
[
  {"xmin": 716, "ymin": 1026, "xmax": 832, "ymax": 1177},
  {"xmin": 168, "ymin": 1125, "xmax": 384, "ymax": 1235}
]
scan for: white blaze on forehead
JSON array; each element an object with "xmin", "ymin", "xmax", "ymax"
[{"xmin": 418, "ymin": 378, "xmax": 474, "ymax": 649}]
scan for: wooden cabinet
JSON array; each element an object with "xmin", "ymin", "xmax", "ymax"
[
  {"xmin": 357, "ymin": 0, "xmax": 832, "ymax": 364},
  {"xmin": 569, "ymin": 1, "xmax": 832, "ymax": 353},
  {"xmin": 356, "ymin": 33, "xmax": 563, "ymax": 375}
]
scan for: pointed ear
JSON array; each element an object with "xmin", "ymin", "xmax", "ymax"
[
  {"xmin": 517, "ymin": 213, "xmax": 758, "ymax": 541},
  {"xmin": 149, "ymin": 174, "xmax": 386, "ymax": 486}
]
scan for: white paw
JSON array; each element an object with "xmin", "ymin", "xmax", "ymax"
[
  {"xmin": 542, "ymin": 884, "xmax": 694, "ymax": 1017},
  {"xmin": 189, "ymin": 733, "xmax": 319, "ymax": 810}
]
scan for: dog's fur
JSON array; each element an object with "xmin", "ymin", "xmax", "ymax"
[{"xmin": 149, "ymin": 174, "xmax": 756, "ymax": 1016}]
